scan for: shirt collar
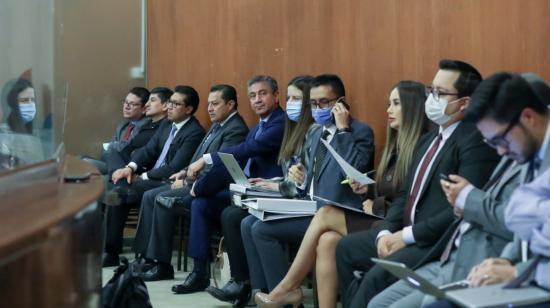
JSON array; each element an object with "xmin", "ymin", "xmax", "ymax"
[
  {"xmin": 173, "ymin": 117, "xmax": 191, "ymax": 131},
  {"xmin": 439, "ymin": 121, "xmax": 460, "ymax": 141},
  {"xmin": 219, "ymin": 111, "xmax": 238, "ymax": 127},
  {"xmin": 323, "ymin": 124, "xmax": 337, "ymax": 136}
]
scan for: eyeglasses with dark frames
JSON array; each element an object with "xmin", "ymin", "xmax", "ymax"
[
  {"xmin": 425, "ymin": 86, "xmax": 459, "ymax": 101},
  {"xmin": 483, "ymin": 112, "xmax": 522, "ymax": 149}
]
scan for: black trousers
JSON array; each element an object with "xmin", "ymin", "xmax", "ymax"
[
  {"xmin": 220, "ymin": 206, "xmax": 250, "ymax": 282},
  {"xmin": 335, "ymin": 228, "xmax": 427, "ymax": 308},
  {"xmin": 104, "ymin": 179, "xmax": 165, "ymax": 255},
  {"xmin": 133, "ymin": 185, "xmax": 192, "ymax": 263}
]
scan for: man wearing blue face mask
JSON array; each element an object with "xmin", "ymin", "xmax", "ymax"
[{"xmin": 288, "ymin": 74, "xmax": 375, "ymax": 206}]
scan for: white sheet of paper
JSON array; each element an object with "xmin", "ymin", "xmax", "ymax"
[{"xmin": 320, "ymin": 139, "xmax": 375, "ymax": 185}]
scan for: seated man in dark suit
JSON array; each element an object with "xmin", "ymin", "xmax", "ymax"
[
  {"xmin": 104, "ymin": 87, "xmax": 172, "ymax": 178},
  {"xmin": 424, "ymin": 72, "xmax": 550, "ymax": 308},
  {"xmin": 169, "ymin": 75, "xmax": 285, "ymax": 296},
  {"xmin": 335, "ymin": 59, "xmax": 500, "ymax": 308},
  {"xmin": 102, "ymin": 85, "xmax": 205, "ymax": 266},
  {"xmin": 82, "ymin": 86, "xmax": 150, "ymax": 174},
  {"xmin": 131, "ymin": 84, "xmax": 249, "ymax": 281},
  {"xmin": 237, "ymin": 74, "xmax": 375, "ymax": 306}
]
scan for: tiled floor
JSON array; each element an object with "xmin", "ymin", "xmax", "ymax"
[{"xmin": 102, "ymin": 252, "xmax": 317, "ymax": 308}]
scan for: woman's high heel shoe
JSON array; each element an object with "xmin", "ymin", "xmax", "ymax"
[{"xmin": 254, "ymin": 289, "xmax": 303, "ymax": 308}]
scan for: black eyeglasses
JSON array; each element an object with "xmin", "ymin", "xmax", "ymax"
[
  {"xmin": 121, "ymin": 99, "xmax": 143, "ymax": 108},
  {"xmin": 167, "ymin": 100, "xmax": 186, "ymax": 108},
  {"xmin": 483, "ymin": 112, "xmax": 522, "ymax": 149},
  {"xmin": 310, "ymin": 97, "xmax": 338, "ymax": 110},
  {"xmin": 425, "ymin": 86, "xmax": 459, "ymax": 101}
]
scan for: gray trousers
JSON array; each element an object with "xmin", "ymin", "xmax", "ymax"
[
  {"xmin": 368, "ymin": 251, "xmax": 457, "ymax": 308},
  {"xmin": 240, "ymin": 215, "xmax": 312, "ymax": 291}
]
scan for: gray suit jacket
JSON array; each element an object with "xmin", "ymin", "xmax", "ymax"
[
  {"xmin": 191, "ymin": 113, "xmax": 249, "ymax": 172},
  {"xmin": 500, "ymin": 150, "xmax": 550, "ymax": 276},
  {"xmin": 302, "ymin": 119, "xmax": 375, "ymax": 207},
  {"xmin": 450, "ymin": 157, "xmax": 525, "ymax": 280}
]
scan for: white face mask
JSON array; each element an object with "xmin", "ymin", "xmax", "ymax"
[{"xmin": 424, "ymin": 93, "xmax": 459, "ymax": 126}]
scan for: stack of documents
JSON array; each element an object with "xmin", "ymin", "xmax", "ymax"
[
  {"xmin": 241, "ymin": 198, "xmax": 316, "ymax": 221},
  {"xmin": 230, "ymin": 183, "xmax": 283, "ymax": 208}
]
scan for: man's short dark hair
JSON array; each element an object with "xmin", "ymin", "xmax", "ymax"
[
  {"xmin": 438, "ymin": 59, "xmax": 483, "ymax": 98},
  {"xmin": 247, "ymin": 75, "xmax": 278, "ymax": 93},
  {"xmin": 311, "ymin": 74, "xmax": 346, "ymax": 97},
  {"xmin": 150, "ymin": 87, "xmax": 173, "ymax": 103},
  {"xmin": 466, "ymin": 72, "xmax": 549, "ymax": 124},
  {"xmin": 210, "ymin": 84, "xmax": 238, "ymax": 108},
  {"xmin": 129, "ymin": 87, "xmax": 150, "ymax": 106},
  {"xmin": 174, "ymin": 85, "xmax": 199, "ymax": 115}
]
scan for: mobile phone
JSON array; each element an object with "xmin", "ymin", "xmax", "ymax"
[
  {"xmin": 439, "ymin": 173, "xmax": 455, "ymax": 183},
  {"xmin": 336, "ymin": 97, "xmax": 350, "ymax": 110}
]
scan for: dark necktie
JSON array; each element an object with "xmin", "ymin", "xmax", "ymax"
[
  {"xmin": 314, "ymin": 130, "xmax": 331, "ymax": 184},
  {"xmin": 122, "ymin": 123, "xmax": 135, "ymax": 141},
  {"xmin": 204, "ymin": 124, "xmax": 220, "ymax": 143},
  {"xmin": 504, "ymin": 255, "xmax": 542, "ymax": 288},
  {"xmin": 403, "ymin": 134, "xmax": 442, "ymax": 226},
  {"xmin": 440, "ymin": 160, "xmax": 515, "ymax": 264}
]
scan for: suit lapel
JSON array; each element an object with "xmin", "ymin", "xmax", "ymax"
[
  {"xmin": 307, "ymin": 128, "xmax": 323, "ymax": 187},
  {"xmin": 414, "ymin": 130, "xmax": 449, "ymax": 201}
]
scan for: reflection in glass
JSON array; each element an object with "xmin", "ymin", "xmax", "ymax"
[{"xmin": 1, "ymin": 78, "xmax": 46, "ymax": 170}]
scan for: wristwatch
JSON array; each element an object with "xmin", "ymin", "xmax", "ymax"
[{"xmin": 337, "ymin": 127, "xmax": 352, "ymax": 133}]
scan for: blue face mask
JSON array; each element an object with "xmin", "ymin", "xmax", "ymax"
[
  {"xmin": 311, "ymin": 106, "xmax": 333, "ymax": 126},
  {"xmin": 285, "ymin": 99, "xmax": 302, "ymax": 122},
  {"xmin": 19, "ymin": 102, "xmax": 36, "ymax": 123}
]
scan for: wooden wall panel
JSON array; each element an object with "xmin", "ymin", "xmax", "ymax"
[{"xmin": 147, "ymin": 0, "xmax": 550, "ymax": 163}]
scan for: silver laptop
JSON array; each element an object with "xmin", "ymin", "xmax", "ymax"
[
  {"xmin": 372, "ymin": 258, "xmax": 455, "ymax": 299},
  {"xmin": 218, "ymin": 152, "xmax": 250, "ymax": 186},
  {"xmin": 218, "ymin": 152, "xmax": 274, "ymax": 193},
  {"xmin": 372, "ymin": 258, "xmax": 550, "ymax": 307}
]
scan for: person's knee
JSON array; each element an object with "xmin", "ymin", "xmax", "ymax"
[
  {"xmin": 313, "ymin": 205, "xmax": 341, "ymax": 228},
  {"xmin": 250, "ymin": 219, "xmax": 272, "ymax": 241},
  {"xmin": 317, "ymin": 231, "xmax": 342, "ymax": 255},
  {"xmin": 335, "ymin": 234, "xmax": 355, "ymax": 264},
  {"xmin": 240, "ymin": 215, "xmax": 255, "ymax": 237}
]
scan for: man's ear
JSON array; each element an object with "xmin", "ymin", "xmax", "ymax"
[
  {"xmin": 185, "ymin": 105, "xmax": 194, "ymax": 116},
  {"xmin": 460, "ymin": 97, "xmax": 471, "ymax": 111}
]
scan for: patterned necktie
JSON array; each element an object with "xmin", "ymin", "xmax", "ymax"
[
  {"xmin": 254, "ymin": 121, "xmax": 265, "ymax": 139},
  {"xmin": 197, "ymin": 124, "xmax": 220, "ymax": 157},
  {"xmin": 313, "ymin": 130, "xmax": 331, "ymax": 184},
  {"xmin": 244, "ymin": 121, "xmax": 266, "ymax": 176},
  {"xmin": 122, "ymin": 123, "xmax": 135, "ymax": 141},
  {"xmin": 153, "ymin": 124, "xmax": 177, "ymax": 169},
  {"xmin": 403, "ymin": 134, "xmax": 442, "ymax": 226}
]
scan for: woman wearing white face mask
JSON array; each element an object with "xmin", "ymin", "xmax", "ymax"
[{"xmin": 5, "ymin": 78, "xmax": 36, "ymax": 134}]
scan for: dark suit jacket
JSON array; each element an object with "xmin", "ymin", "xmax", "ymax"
[
  {"xmin": 131, "ymin": 116, "xmax": 205, "ymax": 180},
  {"xmin": 193, "ymin": 107, "xmax": 285, "ymax": 196},
  {"xmin": 189, "ymin": 113, "xmax": 249, "ymax": 166},
  {"xmin": 381, "ymin": 121, "xmax": 499, "ymax": 266},
  {"xmin": 304, "ymin": 119, "xmax": 375, "ymax": 207},
  {"xmin": 106, "ymin": 118, "xmax": 166, "ymax": 174}
]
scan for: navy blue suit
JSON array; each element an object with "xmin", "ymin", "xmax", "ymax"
[{"xmin": 188, "ymin": 107, "xmax": 285, "ymax": 262}]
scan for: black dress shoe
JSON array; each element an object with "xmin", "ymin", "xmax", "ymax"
[
  {"xmin": 156, "ymin": 195, "xmax": 187, "ymax": 209},
  {"xmin": 171, "ymin": 271, "xmax": 210, "ymax": 294},
  {"xmin": 104, "ymin": 186, "xmax": 138, "ymax": 206},
  {"xmin": 205, "ymin": 278, "xmax": 251, "ymax": 308},
  {"xmin": 142, "ymin": 263, "xmax": 174, "ymax": 281},
  {"xmin": 102, "ymin": 253, "xmax": 120, "ymax": 267},
  {"xmin": 130, "ymin": 257, "xmax": 155, "ymax": 274}
]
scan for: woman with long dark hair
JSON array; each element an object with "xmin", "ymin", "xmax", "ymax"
[
  {"xmin": 255, "ymin": 80, "xmax": 431, "ymax": 307},
  {"xmin": 5, "ymin": 78, "xmax": 35, "ymax": 134}
]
